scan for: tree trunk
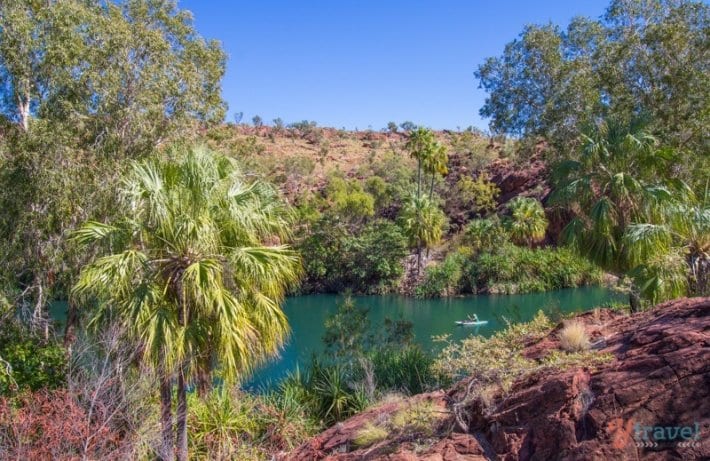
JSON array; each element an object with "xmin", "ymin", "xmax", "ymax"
[
  {"xmin": 175, "ymin": 275, "xmax": 189, "ymax": 461},
  {"xmin": 175, "ymin": 367, "xmax": 189, "ymax": 461},
  {"xmin": 63, "ymin": 299, "xmax": 79, "ymax": 350},
  {"xmin": 429, "ymin": 173, "xmax": 435, "ymax": 200},
  {"xmin": 416, "ymin": 160, "xmax": 422, "ymax": 199},
  {"xmin": 159, "ymin": 367, "xmax": 174, "ymax": 461},
  {"xmin": 17, "ymin": 87, "xmax": 30, "ymax": 132}
]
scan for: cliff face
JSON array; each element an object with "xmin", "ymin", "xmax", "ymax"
[{"xmin": 284, "ymin": 297, "xmax": 710, "ymax": 461}]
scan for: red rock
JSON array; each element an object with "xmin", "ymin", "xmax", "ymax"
[{"xmin": 283, "ymin": 298, "xmax": 710, "ymax": 461}]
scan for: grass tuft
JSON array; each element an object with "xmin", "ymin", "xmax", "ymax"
[{"xmin": 559, "ymin": 321, "xmax": 591, "ymax": 352}]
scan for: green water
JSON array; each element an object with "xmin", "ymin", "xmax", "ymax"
[
  {"xmin": 243, "ymin": 287, "xmax": 622, "ymax": 389},
  {"xmin": 49, "ymin": 287, "xmax": 623, "ymax": 389}
]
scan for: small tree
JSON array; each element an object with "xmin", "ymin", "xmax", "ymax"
[{"xmin": 252, "ymin": 115, "xmax": 263, "ymax": 127}]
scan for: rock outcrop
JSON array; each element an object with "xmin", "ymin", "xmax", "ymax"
[{"xmin": 284, "ymin": 297, "xmax": 710, "ymax": 460}]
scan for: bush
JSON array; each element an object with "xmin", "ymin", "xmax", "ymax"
[
  {"xmin": 415, "ymin": 252, "xmax": 467, "ymax": 298},
  {"xmin": 369, "ymin": 346, "xmax": 442, "ymax": 395},
  {"xmin": 470, "ymin": 245, "xmax": 603, "ymax": 294},
  {"xmin": 0, "ymin": 390, "xmax": 126, "ymax": 459},
  {"xmin": 464, "ymin": 216, "xmax": 509, "ymax": 253},
  {"xmin": 559, "ymin": 321, "xmax": 591, "ymax": 352},
  {"xmin": 455, "ymin": 173, "xmax": 500, "ymax": 215},
  {"xmin": 298, "ymin": 218, "xmax": 408, "ymax": 293},
  {"xmin": 0, "ymin": 311, "xmax": 66, "ymax": 395},
  {"xmin": 504, "ymin": 197, "xmax": 548, "ymax": 246}
]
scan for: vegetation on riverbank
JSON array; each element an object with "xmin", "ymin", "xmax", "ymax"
[{"xmin": 0, "ymin": 0, "xmax": 707, "ymax": 459}]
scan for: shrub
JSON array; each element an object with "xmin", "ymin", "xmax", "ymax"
[
  {"xmin": 0, "ymin": 390, "xmax": 126, "ymax": 459},
  {"xmin": 390, "ymin": 400, "xmax": 438, "ymax": 436},
  {"xmin": 455, "ymin": 173, "xmax": 500, "ymax": 215},
  {"xmin": 0, "ymin": 311, "xmax": 66, "ymax": 395},
  {"xmin": 353, "ymin": 422, "xmax": 389, "ymax": 447},
  {"xmin": 325, "ymin": 176, "xmax": 375, "ymax": 223},
  {"xmin": 470, "ymin": 245, "xmax": 603, "ymax": 294},
  {"xmin": 298, "ymin": 218, "xmax": 408, "ymax": 294},
  {"xmin": 559, "ymin": 321, "xmax": 591, "ymax": 352},
  {"xmin": 370, "ymin": 346, "xmax": 441, "ymax": 395},
  {"xmin": 464, "ymin": 216, "xmax": 509, "ymax": 253},
  {"xmin": 415, "ymin": 252, "xmax": 467, "ymax": 298}
]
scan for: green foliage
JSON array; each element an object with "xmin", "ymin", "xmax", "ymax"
[
  {"xmin": 325, "ymin": 176, "xmax": 375, "ymax": 224},
  {"xmin": 0, "ymin": 304, "xmax": 66, "ymax": 395},
  {"xmin": 415, "ymin": 252, "xmax": 467, "ymax": 298},
  {"xmin": 454, "ymin": 173, "xmax": 500, "ymax": 215},
  {"xmin": 464, "ymin": 216, "xmax": 510, "ymax": 253},
  {"xmin": 370, "ymin": 346, "xmax": 441, "ymax": 395},
  {"xmin": 470, "ymin": 245, "xmax": 603, "ymax": 294},
  {"xmin": 72, "ymin": 146, "xmax": 301, "ymax": 459},
  {"xmin": 323, "ymin": 296, "xmax": 372, "ymax": 361},
  {"xmin": 398, "ymin": 194, "xmax": 447, "ymax": 251},
  {"xmin": 299, "ymin": 219, "xmax": 408, "ymax": 293},
  {"xmin": 188, "ymin": 386, "xmax": 316, "ymax": 459},
  {"xmin": 434, "ymin": 311, "xmax": 612, "ymax": 402},
  {"xmin": 0, "ymin": 0, "xmax": 226, "ymax": 154},
  {"xmin": 476, "ymin": 0, "xmax": 709, "ymax": 173},
  {"xmin": 504, "ymin": 197, "xmax": 548, "ymax": 246}
]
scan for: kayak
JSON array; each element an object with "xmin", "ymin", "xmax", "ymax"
[{"xmin": 455, "ymin": 320, "xmax": 488, "ymax": 326}]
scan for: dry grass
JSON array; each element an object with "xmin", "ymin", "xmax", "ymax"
[
  {"xmin": 559, "ymin": 321, "xmax": 591, "ymax": 352},
  {"xmin": 353, "ymin": 422, "xmax": 389, "ymax": 448},
  {"xmin": 390, "ymin": 401, "xmax": 439, "ymax": 436}
]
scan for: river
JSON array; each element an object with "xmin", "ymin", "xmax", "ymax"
[{"xmin": 49, "ymin": 287, "xmax": 623, "ymax": 389}]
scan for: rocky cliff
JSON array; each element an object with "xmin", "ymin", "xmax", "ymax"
[{"xmin": 284, "ymin": 297, "xmax": 710, "ymax": 460}]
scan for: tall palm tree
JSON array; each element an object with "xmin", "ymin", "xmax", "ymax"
[
  {"xmin": 406, "ymin": 127, "xmax": 437, "ymax": 198},
  {"xmin": 72, "ymin": 146, "xmax": 301, "ymax": 461},
  {"xmin": 505, "ymin": 197, "xmax": 548, "ymax": 246},
  {"xmin": 425, "ymin": 143, "xmax": 448, "ymax": 200}
]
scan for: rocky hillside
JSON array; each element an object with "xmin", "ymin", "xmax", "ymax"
[{"xmin": 283, "ymin": 297, "xmax": 710, "ymax": 460}]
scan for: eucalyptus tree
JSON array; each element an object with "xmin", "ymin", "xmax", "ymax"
[
  {"xmin": 0, "ymin": 0, "xmax": 226, "ymax": 339},
  {"xmin": 476, "ymin": 0, "xmax": 709, "ymax": 184},
  {"xmin": 72, "ymin": 147, "xmax": 300, "ymax": 461}
]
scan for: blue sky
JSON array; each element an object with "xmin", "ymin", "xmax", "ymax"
[{"xmin": 180, "ymin": 1, "xmax": 610, "ymax": 131}]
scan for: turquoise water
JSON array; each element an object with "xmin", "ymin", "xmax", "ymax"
[
  {"xmin": 49, "ymin": 287, "xmax": 624, "ymax": 389},
  {"xmin": 243, "ymin": 287, "xmax": 623, "ymax": 389}
]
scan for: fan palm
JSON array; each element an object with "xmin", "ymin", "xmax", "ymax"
[
  {"xmin": 624, "ymin": 201, "xmax": 710, "ymax": 302},
  {"xmin": 406, "ymin": 127, "xmax": 436, "ymax": 198},
  {"xmin": 399, "ymin": 194, "xmax": 446, "ymax": 271},
  {"xmin": 505, "ymin": 197, "xmax": 548, "ymax": 246},
  {"xmin": 72, "ymin": 146, "xmax": 300, "ymax": 461},
  {"xmin": 551, "ymin": 118, "xmax": 681, "ymax": 272}
]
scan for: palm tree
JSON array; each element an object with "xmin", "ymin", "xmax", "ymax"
[
  {"xmin": 624, "ymin": 201, "xmax": 710, "ymax": 302},
  {"xmin": 551, "ymin": 118, "xmax": 694, "ymax": 307},
  {"xmin": 399, "ymin": 194, "xmax": 446, "ymax": 271},
  {"xmin": 406, "ymin": 127, "xmax": 436, "ymax": 198},
  {"xmin": 72, "ymin": 146, "xmax": 300, "ymax": 461},
  {"xmin": 505, "ymin": 197, "xmax": 548, "ymax": 246},
  {"xmin": 425, "ymin": 143, "xmax": 448, "ymax": 200}
]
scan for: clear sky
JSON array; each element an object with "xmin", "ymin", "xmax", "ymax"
[{"xmin": 180, "ymin": 0, "xmax": 610, "ymax": 131}]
